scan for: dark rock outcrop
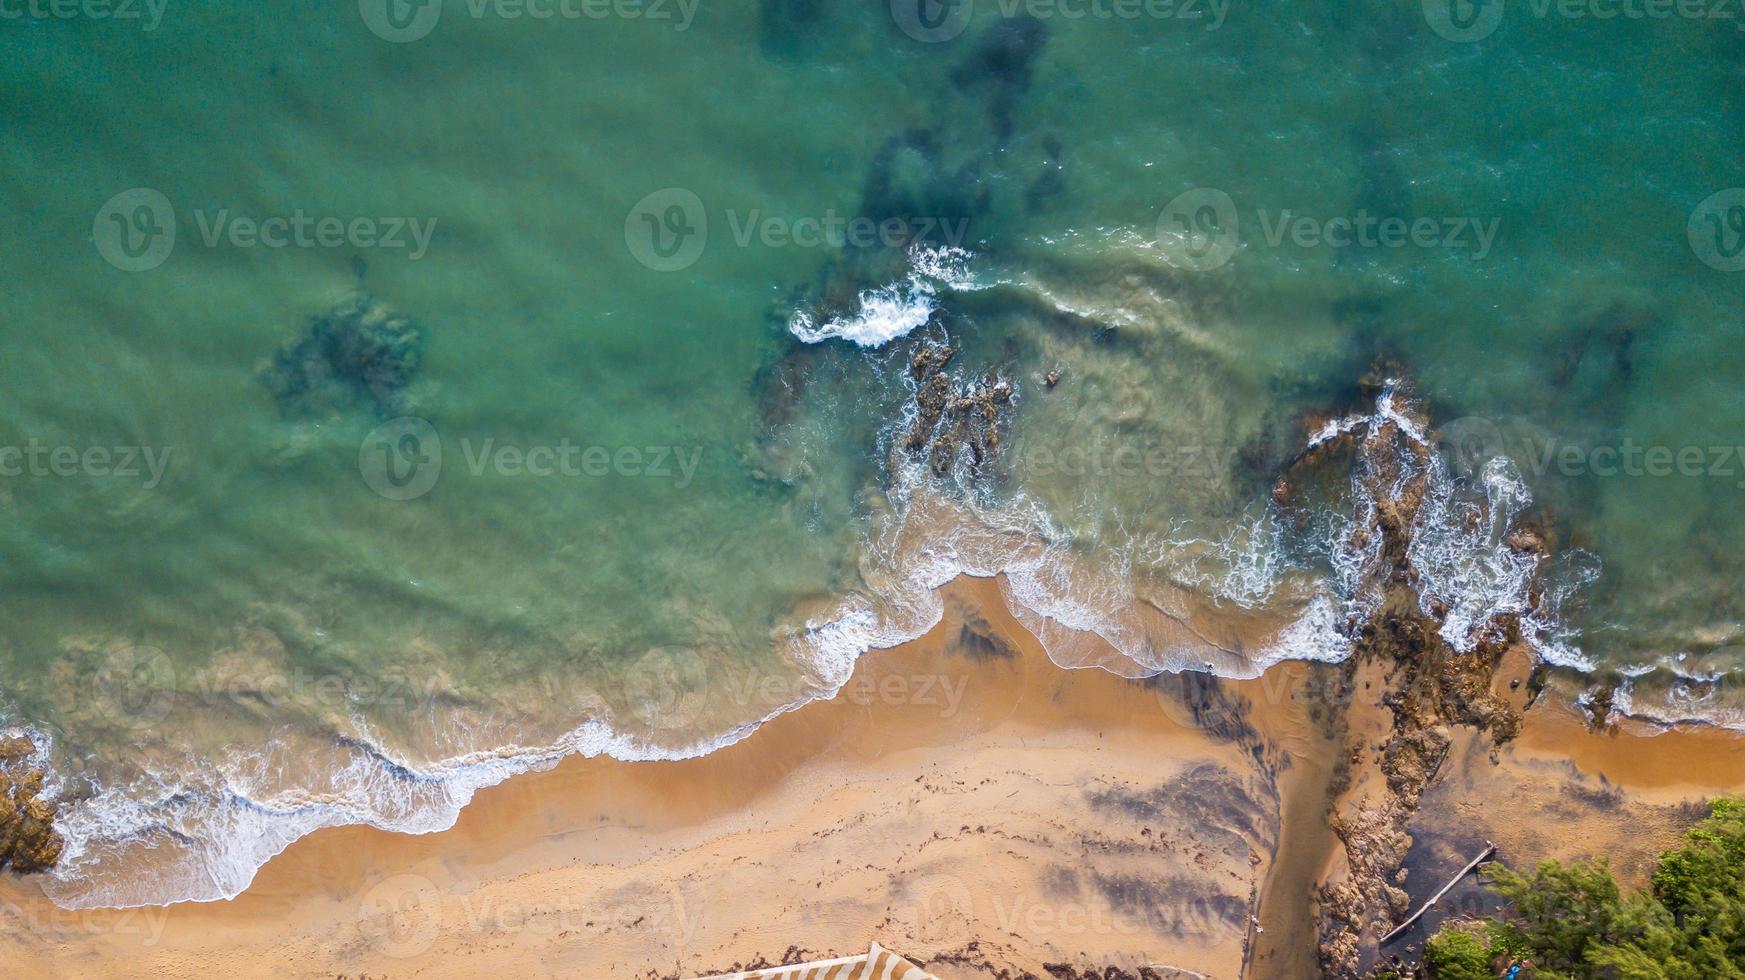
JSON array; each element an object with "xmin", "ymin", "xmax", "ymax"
[
  {"xmin": 265, "ymin": 294, "xmax": 424, "ymax": 416},
  {"xmin": 896, "ymin": 342, "xmax": 1013, "ymax": 479}
]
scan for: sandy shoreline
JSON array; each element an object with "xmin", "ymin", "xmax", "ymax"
[{"xmin": 3, "ymin": 575, "xmax": 1742, "ymax": 979}]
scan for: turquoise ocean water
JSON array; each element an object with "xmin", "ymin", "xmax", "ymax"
[{"xmin": 2, "ymin": 0, "xmax": 1743, "ymax": 906}]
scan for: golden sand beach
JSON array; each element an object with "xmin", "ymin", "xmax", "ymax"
[{"xmin": 1, "ymin": 576, "xmax": 1740, "ymax": 979}]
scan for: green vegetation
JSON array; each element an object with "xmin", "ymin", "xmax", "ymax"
[
  {"xmin": 1424, "ymin": 927, "xmax": 1494, "ymax": 980},
  {"xmin": 1420, "ymin": 798, "xmax": 1745, "ymax": 979}
]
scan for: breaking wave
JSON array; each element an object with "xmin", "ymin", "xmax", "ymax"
[
  {"xmin": 26, "ymin": 384, "xmax": 1657, "ymax": 911},
  {"xmin": 788, "ymin": 245, "xmax": 980, "ymax": 347}
]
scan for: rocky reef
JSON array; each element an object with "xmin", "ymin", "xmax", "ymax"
[
  {"xmin": 0, "ymin": 736, "xmax": 62, "ymax": 874},
  {"xmin": 263, "ymin": 294, "xmax": 424, "ymax": 416},
  {"xmin": 1269, "ymin": 373, "xmax": 1541, "ymax": 977},
  {"xmin": 895, "ymin": 342, "xmax": 1013, "ymax": 479}
]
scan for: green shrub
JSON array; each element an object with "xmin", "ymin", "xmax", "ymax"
[
  {"xmin": 1442, "ymin": 798, "xmax": 1745, "ymax": 979},
  {"xmin": 1424, "ymin": 927, "xmax": 1493, "ymax": 980}
]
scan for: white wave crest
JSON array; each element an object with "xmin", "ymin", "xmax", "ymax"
[{"xmin": 788, "ymin": 245, "xmax": 977, "ymax": 347}]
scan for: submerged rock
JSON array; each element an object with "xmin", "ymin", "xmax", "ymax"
[
  {"xmin": 264, "ymin": 294, "xmax": 424, "ymax": 416},
  {"xmin": 0, "ymin": 736, "xmax": 62, "ymax": 874},
  {"xmin": 951, "ymin": 16, "xmax": 1051, "ymax": 144}
]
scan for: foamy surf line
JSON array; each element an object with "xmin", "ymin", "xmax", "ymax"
[
  {"xmin": 31, "ymin": 556, "xmax": 1657, "ymax": 911},
  {"xmin": 30, "ymin": 518, "xmax": 1336, "ymax": 910},
  {"xmin": 28, "ymin": 389, "xmax": 1651, "ymax": 910},
  {"xmin": 38, "ymin": 701, "xmax": 821, "ymax": 909}
]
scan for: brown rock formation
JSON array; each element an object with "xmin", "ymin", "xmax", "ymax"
[
  {"xmin": 897, "ymin": 342, "xmax": 1013, "ymax": 478},
  {"xmin": 1271, "ymin": 378, "xmax": 1537, "ymax": 977},
  {"xmin": 0, "ymin": 736, "xmax": 63, "ymax": 874}
]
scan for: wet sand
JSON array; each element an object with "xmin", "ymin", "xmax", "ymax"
[{"xmin": 2, "ymin": 576, "xmax": 1742, "ymax": 979}]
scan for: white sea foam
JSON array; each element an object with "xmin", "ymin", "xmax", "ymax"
[
  {"xmin": 788, "ymin": 245, "xmax": 977, "ymax": 347},
  {"xmin": 31, "ymin": 383, "xmax": 1638, "ymax": 911},
  {"xmin": 40, "ymin": 707, "xmax": 804, "ymax": 909},
  {"xmin": 1407, "ymin": 456, "xmax": 1540, "ymax": 652},
  {"xmin": 1259, "ymin": 594, "xmax": 1353, "ymax": 664},
  {"xmin": 1163, "ymin": 511, "xmax": 1298, "ymax": 610}
]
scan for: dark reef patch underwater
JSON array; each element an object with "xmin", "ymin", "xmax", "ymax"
[{"xmin": 264, "ymin": 295, "xmax": 425, "ymax": 417}]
